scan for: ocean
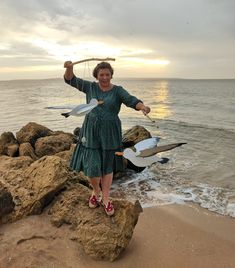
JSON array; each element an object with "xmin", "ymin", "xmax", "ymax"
[{"xmin": 0, "ymin": 77, "xmax": 235, "ymax": 217}]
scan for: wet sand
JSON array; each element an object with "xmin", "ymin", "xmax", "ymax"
[{"xmin": 0, "ymin": 203, "xmax": 234, "ymax": 268}]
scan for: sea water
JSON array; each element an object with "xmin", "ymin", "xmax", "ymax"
[{"xmin": 0, "ymin": 78, "xmax": 234, "ymax": 217}]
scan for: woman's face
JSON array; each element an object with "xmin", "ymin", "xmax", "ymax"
[{"xmin": 97, "ymin": 68, "xmax": 112, "ymax": 88}]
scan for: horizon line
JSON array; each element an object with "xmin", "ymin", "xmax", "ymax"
[{"xmin": 0, "ymin": 76, "xmax": 235, "ymax": 82}]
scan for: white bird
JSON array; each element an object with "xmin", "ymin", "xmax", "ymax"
[
  {"xmin": 45, "ymin": 104, "xmax": 77, "ymax": 110},
  {"xmin": 116, "ymin": 137, "xmax": 186, "ymax": 167},
  {"xmin": 45, "ymin": 98, "xmax": 103, "ymax": 118}
]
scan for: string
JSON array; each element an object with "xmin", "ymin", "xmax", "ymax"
[{"xmin": 87, "ymin": 61, "xmax": 92, "ymax": 80}]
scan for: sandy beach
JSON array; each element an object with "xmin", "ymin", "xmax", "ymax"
[{"xmin": 0, "ymin": 203, "xmax": 234, "ymax": 268}]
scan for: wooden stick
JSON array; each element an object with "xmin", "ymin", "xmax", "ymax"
[
  {"xmin": 142, "ymin": 111, "xmax": 155, "ymax": 123},
  {"xmin": 145, "ymin": 114, "xmax": 156, "ymax": 123},
  {"xmin": 72, "ymin": 57, "xmax": 115, "ymax": 66},
  {"xmin": 142, "ymin": 112, "xmax": 159, "ymax": 127}
]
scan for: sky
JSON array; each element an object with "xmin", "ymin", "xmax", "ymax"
[{"xmin": 0, "ymin": 0, "xmax": 234, "ymax": 80}]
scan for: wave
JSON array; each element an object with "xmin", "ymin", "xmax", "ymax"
[
  {"xmin": 112, "ymin": 168, "xmax": 235, "ymax": 218},
  {"xmin": 156, "ymin": 118, "xmax": 235, "ymax": 134}
]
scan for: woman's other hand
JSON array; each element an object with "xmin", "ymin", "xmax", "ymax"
[{"xmin": 64, "ymin": 61, "xmax": 74, "ymax": 80}]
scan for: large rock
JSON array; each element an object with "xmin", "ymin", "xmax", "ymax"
[
  {"xmin": 0, "ymin": 123, "xmax": 147, "ymax": 261},
  {"xmin": 35, "ymin": 133, "xmax": 76, "ymax": 158},
  {"xmin": 16, "ymin": 122, "xmax": 53, "ymax": 146},
  {"xmin": 49, "ymin": 181, "xmax": 142, "ymax": 261},
  {"xmin": 0, "ymin": 156, "xmax": 70, "ymax": 223},
  {"xmin": 19, "ymin": 142, "xmax": 38, "ymax": 160},
  {"xmin": 0, "ymin": 132, "xmax": 19, "ymax": 156},
  {"xmin": 0, "ymin": 182, "xmax": 15, "ymax": 218},
  {"xmin": 78, "ymin": 199, "xmax": 142, "ymax": 261},
  {"xmin": 55, "ymin": 143, "xmax": 76, "ymax": 163},
  {"xmin": 0, "ymin": 155, "xmax": 33, "ymax": 177},
  {"xmin": 122, "ymin": 125, "xmax": 151, "ymax": 148}
]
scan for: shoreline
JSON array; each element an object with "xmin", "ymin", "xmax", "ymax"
[{"xmin": 0, "ymin": 203, "xmax": 234, "ymax": 268}]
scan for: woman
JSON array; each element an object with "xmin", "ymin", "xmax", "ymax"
[{"xmin": 64, "ymin": 61, "xmax": 150, "ymax": 216}]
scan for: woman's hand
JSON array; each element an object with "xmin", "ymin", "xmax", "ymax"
[
  {"xmin": 64, "ymin": 61, "xmax": 73, "ymax": 68},
  {"xmin": 136, "ymin": 102, "xmax": 151, "ymax": 114},
  {"xmin": 140, "ymin": 105, "xmax": 155, "ymax": 123},
  {"xmin": 141, "ymin": 105, "xmax": 151, "ymax": 115}
]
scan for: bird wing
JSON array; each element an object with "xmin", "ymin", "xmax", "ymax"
[
  {"xmin": 45, "ymin": 99, "xmax": 98, "ymax": 115},
  {"xmin": 69, "ymin": 99, "xmax": 99, "ymax": 117},
  {"xmin": 137, "ymin": 143, "xmax": 187, "ymax": 157},
  {"xmin": 45, "ymin": 105, "xmax": 78, "ymax": 110},
  {"xmin": 134, "ymin": 137, "xmax": 160, "ymax": 153}
]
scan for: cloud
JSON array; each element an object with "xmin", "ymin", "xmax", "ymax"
[{"xmin": 0, "ymin": 0, "xmax": 234, "ymax": 79}]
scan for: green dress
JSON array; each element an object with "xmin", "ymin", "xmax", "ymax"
[{"xmin": 65, "ymin": 75, "xmax": 142, "ymax": 178}]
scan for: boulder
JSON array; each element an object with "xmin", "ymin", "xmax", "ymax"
[
  {"xmin": 0, "ymin": 155, "xmax": 33, "ymax": 177},
  {"xmin": 0, "ymin": 182, "xmax": 15, "ymax": 218},
  {"xmin": 35, "ymin": 133, "xmax": 76, "ymax": 158},
  {"xmin": 0, "ymin": 156, "xmax": 70, "ymax": 223},
  {"xmin": 122, "ymin": 125, "xmax": 151, "ymax": 148},
  {"xmin": 16, "ymin": 122, "xmax": 53, "ymax": 146},
  {"xmin": 19, "ymin": 142, "xmax": 38, "ymax": 160},
  {"xmin": 49, "ymin": 182, "xmax": 142, "ymax": 261},
  {"xmin": 0, "ymin": 123, "xmax": 148, "ymax": 261},
  {"xmin": 55, "ymin": 143, "xmax": 76, "ymax": 163},
  {"xmin": 0, "ymin": 132, "xmax": 19, "ymax": 156},
  {"xmin": 78, "ymin": 199, "xmax": 142, "ymax": 261},
  {"xmin": 66, "ymin": 170, "xmax": 90, "ymax": 189}
]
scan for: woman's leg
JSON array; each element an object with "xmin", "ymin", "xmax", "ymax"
[
  {"xmin": 101, "ymin": 172, "xmax": 113, "ymax": 205},
  {"xmin": 89, "ymin": 177, "xmax": 101, "ymax": 198}
]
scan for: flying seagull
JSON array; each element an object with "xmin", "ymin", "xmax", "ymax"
[{"xmin": 116, "ymin": 137, "xmax": 186, "ymax": 167}]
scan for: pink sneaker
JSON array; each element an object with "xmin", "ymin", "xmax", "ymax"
[
  {"xmin": 101, "ymin": 200, "xmax": 114, "ymax": 216},
  {"xmin": 88, "ymin": 195, "xmax": 99, "ymax": 208}
]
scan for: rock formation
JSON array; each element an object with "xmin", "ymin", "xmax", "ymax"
[{"xmin": 0, "ymin": 122, "xmax": 147, "ymax": 261}]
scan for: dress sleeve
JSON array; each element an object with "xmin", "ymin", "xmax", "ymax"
[
  {"xmin": 118, "ymin": 86, "xmax": 143, "ymax": 110},
  {"xmin": 64, "ymin": 75, "xmax": 91, "ymax": 94}
]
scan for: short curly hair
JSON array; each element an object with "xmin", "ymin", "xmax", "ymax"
[{"xmin": 92, "ymin": 62, "xmax": 114, "ymax": 79}]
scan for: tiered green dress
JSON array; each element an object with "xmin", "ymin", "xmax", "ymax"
[{"xmin": 65, "ymin": 75, "xmax": 142, "ymax": 178}]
